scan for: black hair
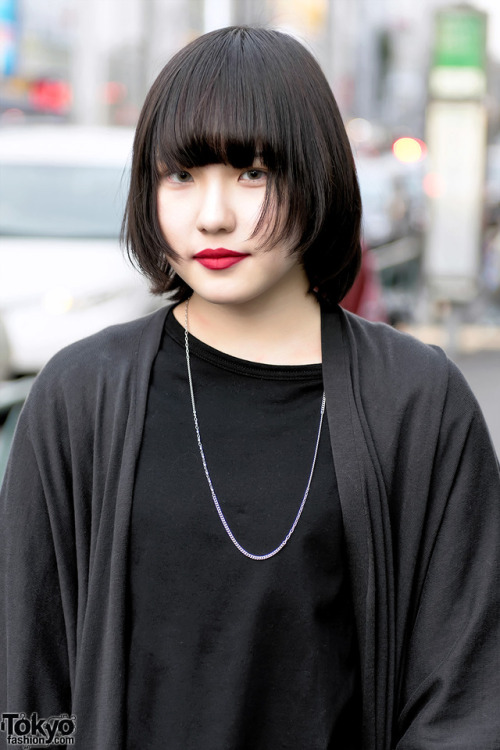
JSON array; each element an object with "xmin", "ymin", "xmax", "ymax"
[{"xmin": 122, "ymin": 25, "xmax": 362, "ymax": 306}]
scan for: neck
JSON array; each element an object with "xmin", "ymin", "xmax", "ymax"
[{"xmin": 175, "ymin": 283, "xmax": 322, "ymax": 366}]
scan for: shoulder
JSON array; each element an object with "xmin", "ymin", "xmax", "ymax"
[
  {"xmin": 329, "ymin": 313, "xmax": 494, "ymax": 511},
  {"xmin": 340, "ymin": 308, "xmax": 448, "ymax": 376},
  {"xmin": 24, "ymin": 306, "xmax": 170, "ymax": 421},
  {"xmin": 331, "ymin": 308, "xmax": 479, "ymax": 445},
  {"xmin": 39, "ymin": 307, "xmax": 168, "ymax": 382},
  {"xmin": 335, "ymin": 308, "xmax": 458, "ymax": 403}
]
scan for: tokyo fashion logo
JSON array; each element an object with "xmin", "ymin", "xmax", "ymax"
[{"xmin": 0, "ymin": 712, "xmax": 76, "ymax": 746}]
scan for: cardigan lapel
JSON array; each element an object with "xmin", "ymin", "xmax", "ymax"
[{"xmin": 321, "ymin": 304, "xmax": 395, "ymax": 750}]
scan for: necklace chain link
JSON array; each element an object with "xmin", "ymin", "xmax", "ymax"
[{"xmin": 183, "ymin": 298, "xmax": 326, "ymax": 561}]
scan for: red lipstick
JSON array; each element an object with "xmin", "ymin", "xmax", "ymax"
[{"xmin": 194, "ymin": 248, "xmax": 249, "ymax": 270}]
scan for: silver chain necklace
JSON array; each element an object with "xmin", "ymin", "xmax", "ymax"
[{"xmin": 183, "ymin": 298, "xmax": 326, "ymax": 561}]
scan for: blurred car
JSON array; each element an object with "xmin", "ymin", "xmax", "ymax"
[
  {"xmin": 0, "ymin": 376, "xmax": 33, "ymax": 484},
  {"xmin": 0, "ymin": 313, "xmax": 9, "ymax": 381},
  {"xmin": 341, "ymin": 246, "xmax": 388, "ymax": 322},
  {"xmin": 356, "ymin": 152, "xmax": 421, "ymax": 248},
  {"xmin": 0, "ymin": 125, "xmax": 159, "ymax": 375}
]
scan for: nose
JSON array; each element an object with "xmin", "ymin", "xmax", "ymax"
[{"xmin": 195, "ymin": 176, "xmax": 236, "ymax": 234}]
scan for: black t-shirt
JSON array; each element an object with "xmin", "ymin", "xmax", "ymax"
[{"xmin": 126, "ymin": 308, "xmax": 361, "ymax": 749}]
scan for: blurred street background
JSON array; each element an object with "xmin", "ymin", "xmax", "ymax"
[{"xmin": 0, "ymin": 0, "xmax": 499, "ymax": 464}]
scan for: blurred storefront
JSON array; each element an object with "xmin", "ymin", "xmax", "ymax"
[{"xmin": 1, "ymin": 0, "xmax": 499, "ymax": 136}]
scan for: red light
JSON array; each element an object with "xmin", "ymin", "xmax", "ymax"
[{"xmin": 30, "ymin": 80, "xmax": 72, "ymax": 114}]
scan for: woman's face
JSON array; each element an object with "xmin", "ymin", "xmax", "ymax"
[{"xmin": 156, "ymin": 161, "xmax": 307, "ymax": 307}]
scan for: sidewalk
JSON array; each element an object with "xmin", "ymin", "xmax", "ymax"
[{"xmin": 399, "ymin": 323, "xmax": 500, "ymax": 354}]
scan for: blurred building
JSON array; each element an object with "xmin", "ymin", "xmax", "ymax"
[{"xmin": 2, "ymin": 0, "xmax": 500, "ymax": 139}]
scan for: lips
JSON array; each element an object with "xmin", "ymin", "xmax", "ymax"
[{"xmin": 194, "ymin": 248, "xmax": 249, "ymax": 270}]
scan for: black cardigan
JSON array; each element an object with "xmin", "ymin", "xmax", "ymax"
[{"xmin": 1, "ymin": 304, "xmax": 499, "ymax": 749}]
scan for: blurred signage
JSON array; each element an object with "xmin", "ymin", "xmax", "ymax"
[
  {"xmin": 429, "ymin": 6, "xmax": 487, "ymax": 100},
  {"xmin": 425, "ymin": 6, "xmax": 488, "ymax": 303},
  {"xmin": 434, "ymin": 8, "xmax": 486, "ymax": 68},
  {"xmin": 0, "ymin": 0, "xmax": 17, "ymax": 76},
  {"xmin": 424, "ymin": 101, "xmax": 486, "ymax": 302}
]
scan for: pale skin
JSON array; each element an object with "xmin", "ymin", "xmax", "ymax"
[{"xmin": 157, "ymin": 161, "xmax": 322, "ymax": 365}]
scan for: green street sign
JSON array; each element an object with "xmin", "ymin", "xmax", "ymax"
[{"xmin": 433, "ymin": 7, "xmax": 487, "ymax": 70}]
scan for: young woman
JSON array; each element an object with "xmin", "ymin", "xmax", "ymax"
[{"xmin": 1, "ymin": 26, "xmax": 499, "ymax": 750}]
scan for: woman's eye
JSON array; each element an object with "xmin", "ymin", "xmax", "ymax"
[
  {"xmin": 241, "ymin": 168, "xmax": 267, "ymax": 182},
  {"xmin": 166, "ymin": 171, "xmax": 193, "ymax": 183}
]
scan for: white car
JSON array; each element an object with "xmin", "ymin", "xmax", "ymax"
[{"xmin": 0, "ymin": 125, "xmax": 161, "ymax": 375}]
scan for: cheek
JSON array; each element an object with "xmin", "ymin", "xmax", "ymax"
[
  {"xmin": 245, "ymin": 191, "xmax": 267, "ymax": 222},
  {"xmin": 157, "ymin": 193, "xmax": 184, "ymax": 245},
  {"xmin": 259, "ymin": 243, "xmax": 301, "ymax": 279}
]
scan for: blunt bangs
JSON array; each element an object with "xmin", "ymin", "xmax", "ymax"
[{"xmin": 123, "ymin": 26, "xmax": 362, "ymax": 305}]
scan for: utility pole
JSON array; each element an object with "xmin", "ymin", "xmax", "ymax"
[
  {"xmin": 71, "ymin": 0, "xmax": 107, "ymax": 125},
  {"xmin": 204, "ymin": 0, "xmax": 231, "ymax": 32},
  {"xmin": 141, "ymin": 0, "xmax": 191, "ymax": 91},
  {"xmin": 424, "ymin": 5, "xmax": 488, "ymax": 348}
]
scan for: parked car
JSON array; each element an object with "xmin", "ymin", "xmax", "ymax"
[
  {"xmin": 340, "ymin": 246, "xmax": 388, "ymax": 322},
  {"xmin": 0, "ymin": 125, "xmax": 160, "ymax": 375},
  {"xmin": 0, "ymin": 313, "xmax": 9, "ymax": 381},
  {"xmin": 0, "ymin": 377, "xmax": 33, "ymax": 484}
]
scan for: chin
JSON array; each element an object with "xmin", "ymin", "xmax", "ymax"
[
  {"xmin": 197, "ymin": 290, "xmax": 258, "ymax": 306},
  {"xmin": 188, "ymin": 276, "xmax": 265, "ymax": 306}
]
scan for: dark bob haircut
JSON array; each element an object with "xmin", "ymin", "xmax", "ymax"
[{"xmin": 122, "ymin": 25, "xmax": 362, "ymax": 306}]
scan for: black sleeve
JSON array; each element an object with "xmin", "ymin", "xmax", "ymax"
[
  {"xmin": 0, "ymin": 414, "xmax": 72, "ymax": 738},
  {"xmin": 396, "ymin": 362, "xmax": 500, "ymax": 749}
]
